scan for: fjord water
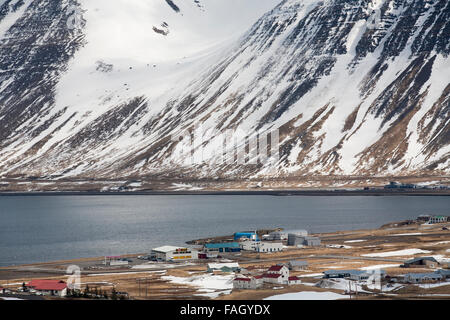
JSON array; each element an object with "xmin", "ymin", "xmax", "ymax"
[{"xmin": 0, "ymin": 195, "xmax": 448, "ymax": 267}]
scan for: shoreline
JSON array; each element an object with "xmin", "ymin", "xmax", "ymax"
[
  {"xmin": 1, "ymin": 219, "xmax": 449, "ymax": 300},
  {"xmin": 0, "ymin": 189, "xmax": 449, "ymax": 197},
  {"xmin": 0, "ymin": 218, "xmax": 446, "ymax": 269}
]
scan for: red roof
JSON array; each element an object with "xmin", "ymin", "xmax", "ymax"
[
  {"xmin": 289, "ymin": 276, "xmax": 300, "ymax": 281},
  {"xmin": 263, "ymin": 273, "xmax": 282, "ymax": 278},
  {"xmin": 268, "ymin": 265, "xmax": 284, "ymax": 272},
  {"xmin": 254, "ymin": 275, "xmax": 264, "ymax": 279},
  {"xmin": 27, "ymin": 280, "xmax": 67, "ymax": 291},
  {"xmin": 234, "ymin": 278, "xmax": 251, "ymax": 282}
]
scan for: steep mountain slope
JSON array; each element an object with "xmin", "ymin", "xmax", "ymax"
[{"xmin": 0, "ymin": 0, "xmax": 448, "ymax": 185}]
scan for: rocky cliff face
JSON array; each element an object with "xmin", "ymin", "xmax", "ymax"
[{"xmin": 0, "ymin": 0, "xmax": 448, "ymax": 185}]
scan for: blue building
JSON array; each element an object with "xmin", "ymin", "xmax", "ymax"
[
  {"xmin": 204, "ymin": 242, "xmax": 241, "ymax": 253},
  {"xmin": 234, "ymin": 232, "xmax": 259, "ymax": 241}
]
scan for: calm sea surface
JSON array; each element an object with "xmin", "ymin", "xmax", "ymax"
[{"xmin": 0, "ymin": 195, "xmax": 448, "ymax": 267}]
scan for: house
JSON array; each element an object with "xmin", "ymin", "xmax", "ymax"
[
  {"xmin": 288, "ymin": 260, "xmax": 308, "ymax": 271},
  {"xmin": 204, "ymin": 242, "xmax": 241, "ymax": 253},
  {"xmin": 263, "ymin": 265, "xmax": 289, "ymax": 284},
  {"xmin": 27, "ymin": 280, "xmax": 67, "ymax": 297},
  {"xmin": 404, "ymin": 273, "xmax": 443, "ymax": 283},
  {"xmin": 288, "ymin": 276, "xmax": 301, "ymax": 285},
  {"xmin": 402, "ymin": 257, "xmax": 439, "ymax": 269},
  {"xmin": 267, "ymin": 265, "xmax": 289, "ymax": 277},
  {"xmin": 233, "ymin": 276, "xmax": 263, "ymax": 290},
  {"xmin": 262, "ymin": 273, "xmax": 285, "ymax": 284},
  {"xmin": 207, "ymin": 263, "xmax": 240, "ymax": 273},
  {"xmin": 151, "ymin": 246, "xmax": 199, "ymax": 261}
]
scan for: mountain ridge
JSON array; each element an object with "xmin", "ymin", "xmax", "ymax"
[{"xmin": 0, "ymin": 0, "xmax": 448, "ymax": 188}]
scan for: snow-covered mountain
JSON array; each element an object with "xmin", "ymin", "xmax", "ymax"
[{"xmin": 0, "ymin": 0, "xmax": 448, "ymax": 186}]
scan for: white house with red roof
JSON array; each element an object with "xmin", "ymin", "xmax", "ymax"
[
  {"xmin": 263, "ymin": 265, "xmax": 290, "ymax": 284},
  {"xmin": 27, "ymin": 280, "xmax": 68, "ymax": 297}
]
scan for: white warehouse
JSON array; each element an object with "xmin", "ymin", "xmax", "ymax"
[{"xmin": 151, "ymin": 246, "xmax": 198, "ymax": 261}]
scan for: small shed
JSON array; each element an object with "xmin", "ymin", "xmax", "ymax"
[{"xmin": 288, "ymin": 276, "xmax": 301, "ymax": 285}]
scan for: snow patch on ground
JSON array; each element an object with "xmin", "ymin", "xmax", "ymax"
[
  {"xmin": 389, "ymin": 233, "xmax": 423, "ymax": 236},
  {"xmin": 264, "ymin": 291, "xmax": 349, "ymax": 300},
  {"xmin": 362, "ymin": 249, "xmax": 432, "ymax": 257},
  {"xmin": 326, "ymin": 244, "xmax": 353, "ymax": 249},
  {"xmin": 360, "ymin": 264, "xmax": 401, "ymax": 270},
  {"xmin": 162, "ymin": 273, "xmax": 234, "ymax": 299},
  {"xmin": 417, "ymin": 281, "xmax": 450, "ymax": 289}
]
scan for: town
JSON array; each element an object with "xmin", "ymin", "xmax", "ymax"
[{"xmin": 0, "ymin": 214, "xmax": 449, "ymax": 300}]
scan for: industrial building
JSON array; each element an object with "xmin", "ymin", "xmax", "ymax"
[
  {"xmin": 323, "ymin": 269, "xmax": 386, "ymax": 280},
  {"xmin": 288, "ymin": 260, "xmax": 308, "ymax": 271},
  {"xmin": 404, "ymin": 273, "xmax": 444, "ymax": 283},
  {"xmin": 234, "ymin": 232, "xmax": 259, "ymax": 241},
  {"xmin": 255, "ymin": 242, "xmax": 283, "ymax": 253},
  {"xmin": 204, "ymin": 242, "xmax": 241, "ymax": 253},
  {"xmin": 151, "ymin": 246, "xmax": 198, "ymax": 261},
  {"xmin": 428, "ymin": 215, "xmax": 448, "ymax": 224},
  {"xmin": 303, "ymin": 236, "xmax": 321, "ymax": 246},
  {"xmin": 402, "ymin": 257, "xmax": 439, "ymax": 269},
  {"xmin": 239, "ymin": 240, "xmax": 260, "ymax": 251},
  {"xmin": 264, "ymin": 231, "xmax": 288, "ymax": 241},
  {"xmin": 288, "ymin": 234, "xmax": 321, "ymax": 247},
  {"xmin": 239, "ymin": 240, "xmax": 283, "ymax": 252}
]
